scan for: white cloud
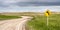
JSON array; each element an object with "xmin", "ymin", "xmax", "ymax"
[
  {"xmin": 0, "ymin": 0, "xmax": 19, "ymax": 3},
  {"xmin": 0, "ymin": 6, "xmax": 60, "ymax": 12},
  {"xmin": 0, "ymin": 0, "xmax": 60, "ymax": 13}
]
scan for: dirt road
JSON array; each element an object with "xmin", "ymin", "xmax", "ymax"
[{"xmin": 0, "ymin": 16, "xmax": 33, "ymax": 30}]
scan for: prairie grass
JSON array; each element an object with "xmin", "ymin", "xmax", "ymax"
[
  {"xmin": 27, "ymin": 14, "xmax": 60, "ymax": 30},
  {"xmin": 0, "ymin": 15, "xmax": 21, "ymax": 20}
]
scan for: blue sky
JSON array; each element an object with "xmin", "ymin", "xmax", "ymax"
[{"xmin": 0, "ymin": 0, "xmax": 60, "ymax": 12}]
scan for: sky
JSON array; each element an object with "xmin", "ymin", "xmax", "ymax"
[{"xmin": 0, "ymin": 0, "xmax": 60, "ymax": 12}]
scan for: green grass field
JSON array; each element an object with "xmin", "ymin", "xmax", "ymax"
[
  {"xmin": 27, "ymin": 14, "xmax": 60, "ymax": 30},
  {"xmin": 0, "ymin": 15, "xmax": 21, "ymax": 20}
]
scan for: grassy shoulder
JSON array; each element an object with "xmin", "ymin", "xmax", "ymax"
[
  {"xmin": 0, "ymin": 15, "xmax": 21, "ymax": 21},
  {"xmin": 27, "ymin": 14, "xmax": 60, "ymax": 30}
]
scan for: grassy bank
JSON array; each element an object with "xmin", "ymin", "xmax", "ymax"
[
  {"xmin": 0, "ymin": 15, "xmax": 21, "ymax": 20},
  {"xmin": 27, "ymin": 14, "xmax": 60, "ymax": 30}
]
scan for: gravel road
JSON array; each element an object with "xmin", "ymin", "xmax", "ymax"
[{"xmin": 0, "ymin": 16, "xmax": 32, "ymax": 30}]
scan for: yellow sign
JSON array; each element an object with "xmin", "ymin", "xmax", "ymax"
[{"xmin": 45, "ymin": 9, "xmax": 51, "ymax": 16}]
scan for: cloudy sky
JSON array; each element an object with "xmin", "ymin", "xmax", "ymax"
[{"xmin": 0, "ymin": 0, "xmax": 60, "ymax": 12}]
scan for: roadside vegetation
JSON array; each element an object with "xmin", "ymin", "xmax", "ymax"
[
  {"xmin": 0, "ymin": 15, "xmax": 21, "ymax": 20},
  {"xmin": 27, "ymin": 14, "xmax": 60, "ymax": 30}
]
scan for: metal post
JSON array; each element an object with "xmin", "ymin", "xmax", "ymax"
[
  {"xmin": 47, "ymin": 16, "xmax": 48, "ymax": 26},
  {"xmin": 47, "ymin": 16, "xmax": 50, "ymax": 30}
]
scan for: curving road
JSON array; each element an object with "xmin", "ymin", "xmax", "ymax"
[{"xmin": 0, "ymin": 16, "xmax": 33, "ymax": 30}]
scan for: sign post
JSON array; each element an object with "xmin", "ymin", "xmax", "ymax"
[
  {"xmin": 45, "ymin": 9, "xmax": 51, "ymax": 26},
  {"xmin": 47, "ymin": 16, "xmax": 48, "ymax": 26}
]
